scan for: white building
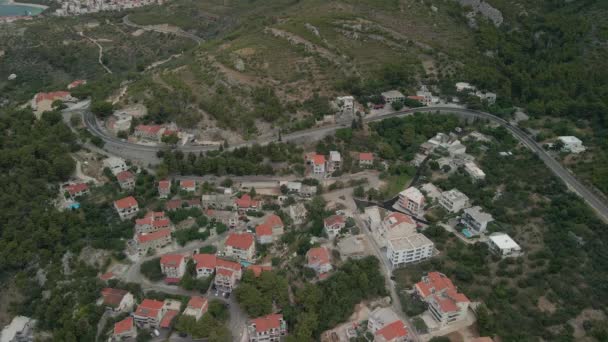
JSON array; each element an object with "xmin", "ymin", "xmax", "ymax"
[
  {"xmin": 415, "ymin": 272, "xmax": 470, "ymax": 328},
  {"xmin": 367, "ymin": 307, "xmax": 400, "ymax": 334},
  {"xmin": 160, "ymin": 254, "xmax": 187, "ymax": 279},
  {"xmin": 396, "ymin": 187, "xmax": 425, "ymax": 215},
  {"xmin": 461, "ymin": 206, "xmax": 494, "ymax": 236},
  {"xmin": 381, "ymin": 90, "xmax": 405, "ymax": 104},
  {"xmin": 557, "ymin": 136, "xmax": 586, "ymax": 153},
  {"xmin": 487, "ymin": 233, "xmax": 522, "ymax": 258},
  {"xmin": 327, "ymin": 151, "xmax": 341, "ymax": 173},
  {"xmin": 0, "ymin": 316, "xmax": 36, "ymax": 342},
  {"xmin": 225, "ymin": 233, "xmax": 256, "ymax": 262},
  {"xmin": 103, "ymin": 157, "xmax": 128, "ymax": 176},
  {"xmin": 386, "ymin": 234, "xmax": 434, "ymax": 269},
  {"xmin": 336, "ymin": 95, "xmax": 355, "ymax": 115},
  {"xmin": 439, "ymin": 189, "xmax": 470, "ymax": 213},
  {"xmin": 455, "ymin": 82, "xmax": 476, "ymax": 92},
  {"xmin": 464, "ymin": 162, "xmax": 486, "ymax": 181}
]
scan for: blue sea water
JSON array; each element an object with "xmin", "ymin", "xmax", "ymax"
[{"xmin": 0, "ymin": 0, "xmax": 44, "ymax": 17}]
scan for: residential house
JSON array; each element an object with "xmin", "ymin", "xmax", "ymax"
[
  {"xmin": 414, "ymin": 272, "xmax": 470, "ymax": 328},
  {"xmin": 100, "ymin": 288, "xmax": 134, "ymax": 313},
  {"xmin": 202, "ymin": 193, "xmax": 233, "ymax": 209},
  {"xmin": 136, "ymin": 229, "xmax": 172, "ymax": 254},
  {"xmin": 461, "ymin": 206, "xmax": 494, "ymax": 236},
  {"xmin": 160, "ymin": 254, "xmax": 186, "ymax": 281},
  {"xmin": 182, "ymin": 296, "xmax": 208, "ymax": 321},
  {"xmin": 184, "ymin": 198, "xmax": 201, "ymax": 209},
  {"xmin": 557, "ymin": 136, "xmax": 586, "ymax": 153},
  {"xmin": 358, "ymin": 152, "xmax": 374, "ymax": 167},
  {"xmin": 375, "ymin": 212, "xmax": 417, "ymax": 248},
  {"xmin": 133, "ymin": 299, "xmax": 165, "ymax": 328},
  {"xmin": 0, "ymin": 316, "xmax": 36, "ymax": 342},
  {"xmin": 310, "ymin": 154, "xmax": 326, "ymax": 175},
  {"xmin": 487, "ymin": 233, "xmax": 522, "ymax": 258},
  {"xmin": 324, "ymin": 215, "xmax": 346, "ymax": 238},
  {"xmin": 113, "ymin": 317, "xmax": 137, "ymax": 341},
  {"xmin": 65, "ymin": 183, "xmax": 89, "ymax": 199},
  {"xmin": 464, "ymin": 162, "xmax": 486, "ymax": 181},
  {"xmin": 396, "ymin": 187, "xmax": 425, "ymax": 215},
  {"xmin": 135, "ymin": 211, "xmax": 171, "ymax": 234},
  {"xmin": 336, "ymin": 95, "xmax": 355, "ymax": 116},
  {"xmin": 235, "ymin": 194, "xmax": 259, "ymax": 213},
  {"xmin": 193, "ymin": 253, "xmax": 216, "ymax": 278},
  {"xmin": 206, "ymin": 209, "xmax": 238, "ymax": 228},
  {"xmin": 31, "ymin": 91, "xmax": 73, "ymax": 116},
  {"xmin": 368, "ymin": 307, "xmax": 400, "ymax": 334},
  {"xmin": 306, "ymin": 247, "xmax": 332, "ymax": 277},
  {"xmin": 116, "ymin": 170, "xmax": 135, "ymax": 191},
  {"xmin": 114, "ymin": 196, "xmax": 139, "ymax": 220},
  {"xmin": 247, "ymin": 314, "xmax": 287, "ymax": 342},
  {"xmin": 165, "ymin": 199, "xmax": 183, "ymax": 211},
  {"xmin": 180, "ymin": 180, "xmax": 196, "ymax": 192},
  {"xmin": 134, "ymin": 124, "xmax": 164, "ymax": 140},
  {"xmin": 386, "ymin": 234, "xmax": 434, "ymax": 268},
  {"xmin": 327, "ymin": 151, "xmax": 341, "ymax": 173},
  {"xmin": 104, "ymin": 157, "xmax": 128, "ymax": 176},
  {"xmin": 255, "ymin": 214, "xmax": 284, "ymax": 244},
  {"xmin": 158, "ymin": 180, "xmax": 171, "ymax": 199},
  {"xmin": 215, "ymin": 258, "xmax": 243, "ymax": 292},
  {"xmin": 225, "ymin": 232, "xmax": 256, "ymax": 261},
  {"xmin": 381, "ymin": 90, "xmax": 405, "ymax": 104},
  {"xmin": 374, "ymin": 320, "xmax": 409, "ymax": 342},
  {"xmin": 160, "ymin": 300, "xmax": 181, "ymax": 329},
  {"xmin": 439, "ymin": 189, "xmax": 470, "ymax": 213},
  {"xmin": 288, "ymin": 203, "xmax": 307, "ymax": 225}
]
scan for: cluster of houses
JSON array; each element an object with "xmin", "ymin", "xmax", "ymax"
[
  {"xmin": 304, "ymin": 150, "xmax": 377, "ymax": 177},
  {"xmin": 413, "ymin": 272, "xmax": 471, "ymax": 329},
  {"xmin": 54, "ymin": 0, "xmax": 165, "ymax": 16}
]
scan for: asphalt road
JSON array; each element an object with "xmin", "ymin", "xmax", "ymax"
[
  {"xmin": 80, "ymin": 105, "xmax": 608, "ymax": 223},
  {"xmin": 122, "ymin": 15, "xmax": 204, "ymax": 44}
]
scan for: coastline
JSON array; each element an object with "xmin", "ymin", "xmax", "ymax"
[{"xmin": 5, "ymin": 0, "xmax": 48, "ymax": 10}]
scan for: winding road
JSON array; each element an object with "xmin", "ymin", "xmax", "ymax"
[{"xmin": 80, "ymin": 105, "xmax": 608, "ymax": 224}]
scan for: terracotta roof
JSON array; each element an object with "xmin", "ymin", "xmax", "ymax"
[
  {"xmin": 216, "ymin": 268, "xmax": 234, "ymax": 277},
  {"xmin": 165, "ymin": 199, "xmax": 182, "ymax": 210},
  {"xmin": 67, "ymin": 80, "xmax": 86, "ymax": 89},
  {"xmin": 114, "ymin": 196, "xmax": 138, "ymax": 209},
  {"xmin": 407, "ymin": 95, "xmax": 425, "ymax": 101},
  {"xmin": 193, "ymin": 253, "xmax": 216, "ymax": 269},
  {"xmin": 135, "ymin": 124, "xmax": 163, "ymax": 135},
  {"xmin": 247, "ymin": 265, "xmax": 272, "ymax": 277},
  {"xmin": 180, "ymin": 180, "xmax": 196, "ymax": 189},
  {"xmin": 114, "ymin": 317, "xmax": 134, "ymax": 335},
  {"xmin": 446, "ymin": 288, "xmax": 470, "ymax": 303},
  {"xmin": 306, "ymin": 247, "xmax": 330, "ymax": 267},
  {"xmin": 160, "ymin": 309, "xmax": 179, "ymax": 328},
  {"xmin": 235, "ymin": 194, "xmax": 258, "ymax": 208},
  {"xmin": 415, "ymin": 272, "xmax": 455, "ymax": 298},
  {"xmin": 160, "ymin": 254, "xmax": 184, "ymax": 268},
  {"xmin": 255, "ymin": 224, "xmax": 272, "ymax": 237},
  {"xmin": 250, "ymin": 314, "xmax": 283, "ymax": 333},
  {"xmin": 384, "ymin": 212, "xmax": 415, "ymax": 229},
  {"xmin": 375, "ymin": 320, "xmax": 408, "ymax": 341},
  {"xmin": 359, "ymin": 152, "xmax": 374, "ymax": 161},
  {"xmin": 116, "ymin": 170, "xmax": 134, "ymax": 181},
  {"xmin": 225, "ymin": 232, "xmax": 254, "ymax": 250},
  {"xmin": 313, "ymin": 154, "xmax": 326, "ymax": 165},
  {"xmin": 134, "ymin": 299, "xmax": 164, "ymax": 318},
  {"xmin": 324, "ymin": 215, "xmax": 346, "ymax": 228},
  {"xmin": 66, "ymin": 183, "xmax": 88, "ymax": 195},
  {"xmin": 99, "ymin": 272, "xmax": 115, "ymax": 281},
  {"xmin": 216, "ymin": 258, "xmax": 242, "ymax": 271},
  {"xmin": 434, "ymin": 295, "xmax": 459, "ymax": 312},
  {"xmin": 255, "ymin": 214, "xmax": 284, "ymax": 237},
  {"xmin": 136, "ymin": 212, "xmax": 167, "ymax": 226},
  {"xmin": 186, "ymin": 199, "xmax": 201, "ymax": 206},
  {"xmin": 137, "ymin": 229, "xmax": 171, "ymax": 243},
  {"xmin": 187, "ymin": 296, "xmax": 208, "ymax": 310},
  {"xmin": 158, "ymin": 180, "xmax": 171, "ymax": 190},
  {"xmin": 101, "ymin": 288, "xmax": 128, "ymax": 307},
  {"xmin": 35, "ymin": 91, "xmax": 70, "ymax": 104}
]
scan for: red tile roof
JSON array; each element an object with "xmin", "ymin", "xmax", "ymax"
[
  {"xmin": 216, "ymin": 258, "xmax": 242, "ymax": 271},
  {"xmin": 116, "ymin": 170, "xmax": 134, "ymax": 181},
  {"xmin": 359, "ymin": 152, "xmax": 374, "ymax": 161},
  {"xmin": 187, "ymin": 296, "xmax": 208, "ymax": 309},
  {"xmin": 216, "ymin": 268, "xmax": 234, "ymax": 277},
  {"xmin": 66, "ymin": 183, "xmax": 88, "ymax": 196},
  {"xmin": 180, "ymin": 180, "xmax": 196, "ymax": 189},
  {"xmin": 160, "ymin": 254, "xmax": 184, "ymax": 268},
  {"xmin": 67, "ymin": 80, "xmax": 86, "ymax": 89},
  {"xmin": 99, "ymin": 272, "xmax": 115, "ymax": 281},
  {"xmin": 313, "ymin": 154, "xmax": 326, "ymax": 165},
  {"xmin": 251, "ymin": 314, "xmax": 283, "ymax": 333},
  {"xmin": 324, "ymin": 215, "xmax": 346, "ymax": 228},
  {"xmin": 407, "ymin": 95, "xmax": 425, "ymax": 101},
  {"xmin": 415, "ymin": 272, "xmax": 455, "ymax": 298},
  {"xmin": 114, "ymin": 317, "xmax": 134, "ymax": 335},
  {"xmin": 306, "ymin": 247, "xmax": 330, "ymax": 267},
  {"xmin": 114, "ymin": 196, "xmax": 138, "ymax": 209},
  {"xmin": 255, "ymin": 224, "xmax": 272, "ymax": 237},
  {"xmin": 384, "ymin": 212, "xmax": 415, "ymax": 228},
  {"xmin": 135, "ymin": 124, "xmax": 163, "ymax": 135},
  {"xmin": 434, "ymin": 295, "xmax": 459, "ymax": 312},
  {"xmin": 247, "ymin": 265, "xmax": 272, "ymax": 277},
  {"xmin": 193, "ymin": 254, "xmax": 216, "ymax": 269},
  {"xmin": 226, "ymin": 232, "xmax": 254, "ymax": 250},
  {"xmin": 101, "ymin": 288, "xmax": 128, "ymax": 307},
  {"xmin": 35, "ymin": 91, "xmax": 70, "ymax": 104},
  {"xmin": 255, "ymin": 214, "xmax": 284, "ymax": 237},
  {"xmin": 446, "ymin": 288, "xmax": 470, "ymax": 303},
  {"xmin": 165, "ymin": 199, "xmax": 182, "ymax": 210},
  {"xmin": 375, "ymin": 320, "xmax": 408, "ymax": 341},
  {"xmin": 136, "ymin": 212, "xmax": 167, "ymax": 226},
  {"xmin": 160, "ymin": 309, "xmax": 179, "ymax": 328},
  {"xmin": 137, "ymin": 229, "xmax": 171, "ymax": 243},
  {"xmin": 158, "ymin": 180, "xmax": 171, "ymax": 190},
  {"xmin": 235, "ymin": 194, "xmax": 258, "ymax": 208},
  {"xmin": 134, "ymin": 299, "xmax": 164, "ymax": 318}
]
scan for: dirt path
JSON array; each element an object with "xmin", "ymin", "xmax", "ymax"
[
  {"xmin": 265, "ymin": 27, "xmax": 342, "ymax": 65},
  {"xmin": 78, "ymin": 31, "xmax": 112, "ymax": 74}
]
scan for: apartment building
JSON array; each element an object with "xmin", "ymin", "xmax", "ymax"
[
  {"xmin": 414, "ymin": 272, "xmax": 470, "ymax": 328},
  {"xmin": 113, "ymin": 317, "xmax": 137, "ymax": 341},
  {"xmin": 193, "ymin": 253, "xmax": 216, "ymax": 278},
  {"xmin": 160, "ymin": 254, "xmax": 186, "ymax": 280},
  {"xmin": 255, "ymin": 214, "xmax": 285, "ymax": 244},
  {"xmin": 182, "ymin": 296, "xmax": 208, "ymax": 321},
  {"xmin": 461, "ymin": 206, "xmax": 494, "ymax": 236},
  {"xmin": 327, "ymin": 151, "xmax": 342, "ymax": 173},
  {"xmin": 247, "ymin": 314, "xmax": 287, "ymax": 342},
  {"xmin": 116, "ymin": 170, "xmax": 135, "ymax": 191},
  {"xmin": 386, "ymin": 234, "xmax": 434, "ymax": 268},
  {"xmin": 396, "ymin": 187, "xmax": 425, "ymax": 215},
  {"xmin": 225, "ymin": 233, "xmax": 256, "ymax": 261},
  {"xmin": 214, "ymin": 259, "xmax": 243, "ymax": 293},
  {"xmin": 113, "ymin": 196, "xmax": 139, "ymax": 220},
  {"xmin": 439, "ymin": 189, "xmax": 470, "ymax": 213},
  {"xmin": 135, "ymin": 211, "xmax": 172, "ymax": 234},
  {"xmin": 324, "ymin": 214, "xmax": 346, "ymax": 238},
  {"xmin": 136, "ymin": 229, "xmax": 172, "ymax": 254},
  {"xmin": 133, "ymin": 299, "xmax": 165, "ymax": 328}
]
